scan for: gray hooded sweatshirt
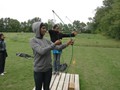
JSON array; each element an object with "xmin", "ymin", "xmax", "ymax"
[{"xmin": 30, "ymin": 22, "xmax": 67, "ymax": 72}]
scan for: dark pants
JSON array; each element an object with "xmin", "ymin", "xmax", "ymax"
[
  {"xmin": 0, "ymin": 53, "xmax": 6, "ymax": 74},
  {"xmin": 34, "ymin": 68, "xmax": 52, "ymax": 90}
]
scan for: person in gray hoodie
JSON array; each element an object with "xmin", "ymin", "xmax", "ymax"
[{"xmin": 30, "ymin": 22, "xmax": 74, "ymax": 90}]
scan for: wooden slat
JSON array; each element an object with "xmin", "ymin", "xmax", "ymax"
[
  {"xmin": 70, "ymin": 74, "xmax": 75, "ymax": 83},
  {"xmin": 63, "ymin": 73, "xmax": 70, "ymax": 90},
  {"xmin": 68, "ymin": 74, "xmax": 75, "ymax": 90},
  {"xmin": 57, "ymin": 73, "xmax": 66, "ymax": 90},
  {"xmin": 51, "ymin": 73, "xmax": 62, "ymax": 90},
  {"xmin": 75, "ymin": 74, "xmax": 80, "ymax": 90},
  {"xmin": 50, "ymin": 74, "xmax": 57, "ymax": 88}
]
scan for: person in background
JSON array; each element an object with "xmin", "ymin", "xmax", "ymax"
[
  {"xmin": 30, "ymin": 22, "xmax": 74, "ymax": 90},
  {"xmin": 0, "ymin": 33, "xmax": 8, "ymax": 76},
  {"xmin": 48, "ymin": 24, "xmax": 77, "ymax": 74}
]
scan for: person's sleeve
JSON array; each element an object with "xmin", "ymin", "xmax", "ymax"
[
  {"xmin": 61, "ymin": 33, "xmax": 75, "ymax": 38},
  {"xmin": 48, "ymin": 40, "xmax": 67, "ymax": 50},
  {"xmin": 53, "ymin": 43, "xmax": 67, "ymax": 50},
  {"xmin": 30, "ymin": 39, "xmax": 55, "ymax": 55}
]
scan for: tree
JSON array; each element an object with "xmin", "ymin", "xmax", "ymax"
[
  {"xmin": 73, "ymin": 20, "xmax": 82, "ymax": 33},
  {"xmin": 0, "ymin": 18, "xmax": 4, "ymax": 32},
  {"xmin": 92, "ymin": 0, "xmax": 120, "ymax": 39},
  {"xmin": 0, "ymin": 18, "xmax": 20, "ymax": 32}
]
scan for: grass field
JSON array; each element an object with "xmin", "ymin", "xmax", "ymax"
[{"xmin": 0, "ymin": 33, "xmax": 120, "ymax": 90}]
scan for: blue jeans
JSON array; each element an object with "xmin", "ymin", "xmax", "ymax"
[{"xmin": 53, "ymin": 53, "xmax": 61, "ymax": 72}]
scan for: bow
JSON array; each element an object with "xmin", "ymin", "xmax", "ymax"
[{"xmin": 52, "ymin": 10, "xmax": 65, "ymax": 25}]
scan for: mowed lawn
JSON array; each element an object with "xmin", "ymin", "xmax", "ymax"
[{"xmin": 0, "ymin": 33, "xmax": 120, "ymax": 90}]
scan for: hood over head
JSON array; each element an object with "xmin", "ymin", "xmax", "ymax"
[{"xmin": 32, "ymin": 22, "xmax": 44, "ymax": 39}]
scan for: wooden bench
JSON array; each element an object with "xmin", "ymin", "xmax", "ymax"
[{"xmin": 33, "ymin": 73, "xmax": 80, "ymax": 90}]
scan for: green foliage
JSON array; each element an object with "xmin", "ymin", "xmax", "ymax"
[
  {"xmin": 0, "ymin": 17, "xmax": 41, "ymax": 32},
  {"xmin": 0, "ymin": 17, "xmax": 87, "ymax": 34},
  {"xmin": 0, "ymin": 18, "xmax": 20, "ymax": 32},
  {"xmin": 92, "ymin": 0, "xmax": 120, "ymax": 40}
]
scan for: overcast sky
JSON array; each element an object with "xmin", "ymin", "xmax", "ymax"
[{"xmin": 0, "ymin": 0, "xmax": 103, "ymax": 24}]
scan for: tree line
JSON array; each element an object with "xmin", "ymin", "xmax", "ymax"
[{"xmin": 0, "ymin": 17, "xmax": 86, "ymax": 33}]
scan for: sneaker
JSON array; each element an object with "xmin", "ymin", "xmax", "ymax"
[{"xmin": 0, "ymin": 73, "xmax": 4, "ymax": 76}]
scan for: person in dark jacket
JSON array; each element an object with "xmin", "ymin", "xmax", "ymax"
[
  {"xmin": 48, "ymin": 24, "xmax": 77, "ymax": 74},
  {"xmin": 0, "ymin": 33, "xmax": 8, "ymax": 76},
  {"xmin": 30, "ymin": 22, "xmax": 74, "ymax": 90}
]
